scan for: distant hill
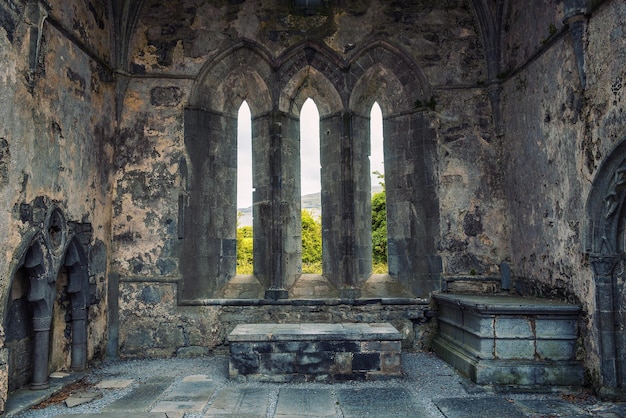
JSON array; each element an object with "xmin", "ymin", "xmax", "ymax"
[{"xmin": 237, "ymin": 186, "xmax": 383, "ymax": 227}]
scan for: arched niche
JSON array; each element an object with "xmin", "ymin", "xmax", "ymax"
[
  {"xmin": 4, "ymin": 235, "xmax": 41, "ymax": 392},
  {"xmin": 181, "ymin": 42, "xmax": 274, "ymax": 301},
  {"xmin": 586, "ymin": 138, "xmax": 626, "ymax": 398},
  {"xmin": 348, "ymin": 43, "xmax": 439, "ymax": 297},
  {"xmin": 4, "ymin": 206, "xmax": 91, "ymax": 391}
]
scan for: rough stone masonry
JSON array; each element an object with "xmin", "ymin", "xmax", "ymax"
[{"xmin": 2, "ymin": 0, "xmax": 626, "ymax": 412}]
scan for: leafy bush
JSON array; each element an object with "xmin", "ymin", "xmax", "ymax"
[
  {"xmin": 236, "ymin": 224, "xmax": 253, "ymax": 274},
  {"xmin": 301, "ymin": 209, "xmax": 322, "ymax": 273}
]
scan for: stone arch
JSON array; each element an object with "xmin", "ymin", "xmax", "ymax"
[
  {"xmin": 277, "ymin": 41, "xmax": 345, "ymax": 116},
  {"xmin": 586, "ymin": 138, "xmax": 626, "ymax": 396},
  {"xmin": 348, "ymin": 40, "xmax": 431, "ymax": 115},
  {"xmin": 278, "ymin": 59, "xmax": 347, "ymax": 290},
  {"xmin": 181, "ymin": 41, "xmax": 275, "ymax": 301},
  {"xmin": 190, "ymin": 40, "xmax": 274, "ymax": 115},
  {"xmin": 4, "ymin": 233, "xmax": 46, "ymax": 391},
  {"xmin": 61, "ymin": 237, "xmax": 90, "ymax": 371},
  {"xmin": 347, "ymin": 41, "xmax": 439, "ymax": 297}
]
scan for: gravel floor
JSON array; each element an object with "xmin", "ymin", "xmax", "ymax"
[{"xmin": 13, "ymin": 352, "xmax": 609, "ymax": 417}]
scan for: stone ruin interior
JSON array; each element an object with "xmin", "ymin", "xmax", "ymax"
[{"xmin": 2, "ymin": 0, "xmax": 626, "ymax": 410}]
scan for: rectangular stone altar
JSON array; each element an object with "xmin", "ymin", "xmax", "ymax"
[
  {"xmin": 432, "ymin": 294, "xmax": 584, "ymax": 388},
  {"xmin": 228, "ymin": 323, "xmax": 403, "ymax": 382}
]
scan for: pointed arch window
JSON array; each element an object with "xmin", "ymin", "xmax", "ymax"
[
  {"xmin": 236, "ymin": 100, "xmax": 253, "ymax": 274},
  {"xmin": 370, "ymin": 102, "xmax": 387, "ymax": 273},
  {"xmin": 300, "ymin": 98, "xmax": 322, "ymax": 274}
]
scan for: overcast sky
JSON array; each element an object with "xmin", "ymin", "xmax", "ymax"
[{"xmin": 237, "ymin": 100, "xmax": 384, "ymax": 209}]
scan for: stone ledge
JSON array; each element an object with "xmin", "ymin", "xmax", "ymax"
[
  {"xmin": 434, "ymin": 293, "xmax": 581, "ymax": 315},
  {"xmin": 179, "ymin": 297, "xmax": 428, "ymax": 306},
  {"xmin": 229, "ymin": 323, "xmax": 403, "ymax": 342}
]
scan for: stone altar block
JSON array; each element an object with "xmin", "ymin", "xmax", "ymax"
[
  {"xmin": 228, "ymin": 323, "xmax": 403, "ymax": 382},
  {"xmin": 432, "ymin": 294, "xmax": 584, "ymax": 388}
]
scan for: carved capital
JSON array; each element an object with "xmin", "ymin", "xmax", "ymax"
[
  {"xmin": 32, "ymin": 316, "xmax": 51, "ymax": 332},
  {"xmin": 590, "ymin": 253, "xmax": 622, "ymax": 278}
]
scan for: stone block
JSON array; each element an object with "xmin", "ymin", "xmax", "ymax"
[
  {"xmin": 229, "ymin": 352, "xmax": 260, "ymax": 376},
  {"xmin": 259, "ymin": 353, "xmax": 295, "ymax": 374},
  {"xmin": 463, "ymin": 331, "xmax": 495, "ymax": 358},
  {"xmin": 381, "ymin": 341, "xmax": 401, "ymax": 352},
  {"xmin": 462, "ymin": 313, "xmax": 494, "ymax": 336},
  {"xmin": 494, "ymin": 339, "xmax": 535, "ymax": 360},
  {"xmin": 321, "ymin": 341, "xmax": 360, "ymax": 352},
  {"xmin": 295, "ymin": 352, "xmax": 335, "ymax": 374},
  {"xmin": 333, "ymin": 352, "xmax": 352, "ymax": 374},
  {"xmin": 380, "ymin": 352, "xmax": 401, "ymax": 374},
  {"xmin": 275, "ymin": 341, "xmax": 320, "ymax": 353},
  {"xmin": 535, "ymin": 318, "xmax": 577, "ymax": 338},
  {"xmin": 536, "ymin": 340, "xmax": 575, "ymax": 361},
  {"xmin": 352, "ymin": 353, "xmax": 380, "ymax": 372},
  {"xmin": 361, "ymin": 341, "xmax": 381, "ymax": 352},
  {"xmin": 494, "ymin": 317, "xmax": 533, "ymax": 339}
]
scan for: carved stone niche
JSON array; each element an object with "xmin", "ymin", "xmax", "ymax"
[{"xmin": 45, "ymin": 207, "xmax": 67, "ymax": 257}]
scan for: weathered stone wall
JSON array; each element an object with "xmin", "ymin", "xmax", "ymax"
[
  {"xmin": 111, "ymin": 0, "xmax": 507, "ymax": 357},
  {"xmin": 500, "ymin": 0, "xmax": 624, "ymax": 387},
  {"xmin": 117, "ymin": 280, "xmax": 432, "ymax": 358},
  {"xmin": 0, "ymin": 0, "xmax": 114, "ymax": 406}
]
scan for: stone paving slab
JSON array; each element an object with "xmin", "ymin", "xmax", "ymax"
[
  {"xmin": 151, "ymin": 374, "xmax": 216, "ymax": 413},
  {"xmin": 101, "ymin": 377, "xmax": 175, "ymax": 413},
  {"xmin": 513, "ymin": 398, "xmax": 590, "ymax": 416},
  {"xmin": 204, "ymin": 387, "xmax": 270, "ymax": 417},
  {"xmin": 434, "ymin": 396, "xmax": 526, "ymax": 418},
  {"xmin": 336, "ymin": 387, "xmax": 430, "ymax": 417},
  {"xmin": 65, "ymin": 390, "xmax": 102, "ymax": 408},
  {"xmin": 95, "ymin": 378, "xmax": 134, "ymax": 389},
  {"xmin": 275, "ymin": 388, "xmax": 335, "ymax": 417},
  {"xmin": 56, "ymin": 414, "xmax": 168, "ymax": 418}
]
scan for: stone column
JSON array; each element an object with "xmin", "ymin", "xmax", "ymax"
[
  {"xmin": 68, "ymin": 263, "xmax": 88, "ymax": 370},
  {"xmin": 591, "ymin": 253, "xmax": 621, "ymax": 391},
  {"xmin": 181, "ymin": 108, "xmax": 238, "ymax": 300},
  {"xmin": 564, "ymin": 0, "xmax": 587, "ymax": 89},
  {"xmin": 264, "ymin": 111, "xmax": 292, "ymax": 300},
  {"xmin": 30, "ymin": 313, "xmax": 52, "ymax": 389}
]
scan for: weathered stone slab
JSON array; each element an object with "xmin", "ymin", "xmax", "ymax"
[
  {"xmin": 65, "ymin": 390, "xmax": 102, "ymax": 408},
  {"xmin": 102, "ymin": 377, "xmax": 174, "ymax": 412},
  {"xmin": 151, "ymin": 375, "xmax": 215, "ymax": 413},
  {"xmin": 204, "ymin": 387, "xmax": 269, "ymax": 417},
  {"xmin": 337, "ymin": 387, "xmax": 429, "ymax": 417},
  {"xmin": 434, "ymin": 397, "xmax": 526, "ymax": 418},
  {"xmin": 96, "ymin": 378, "xmax": 134, "ymax": 389},
  {"xmin": 514, "ymin": 398, "xmax": 589, "ymax": 416},
  {"xmin": 56, "ymin": 414, "xmax": 167, "ymax": 418},
  {"xmin": 275, "ymin": 388, "xmax": 335, "ymax": 417},
  {"xmin": 229, "ymin": 323, "xmax": 402, "ymax": 342}
]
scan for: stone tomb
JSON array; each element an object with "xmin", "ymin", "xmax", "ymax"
[
  {"xmin": 432, "ymin": 294, "xmax": 584, "ymax": 388},
  {"xmin": 228, "ymin": 323, "xmax": 402, "ymax": 382}
]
